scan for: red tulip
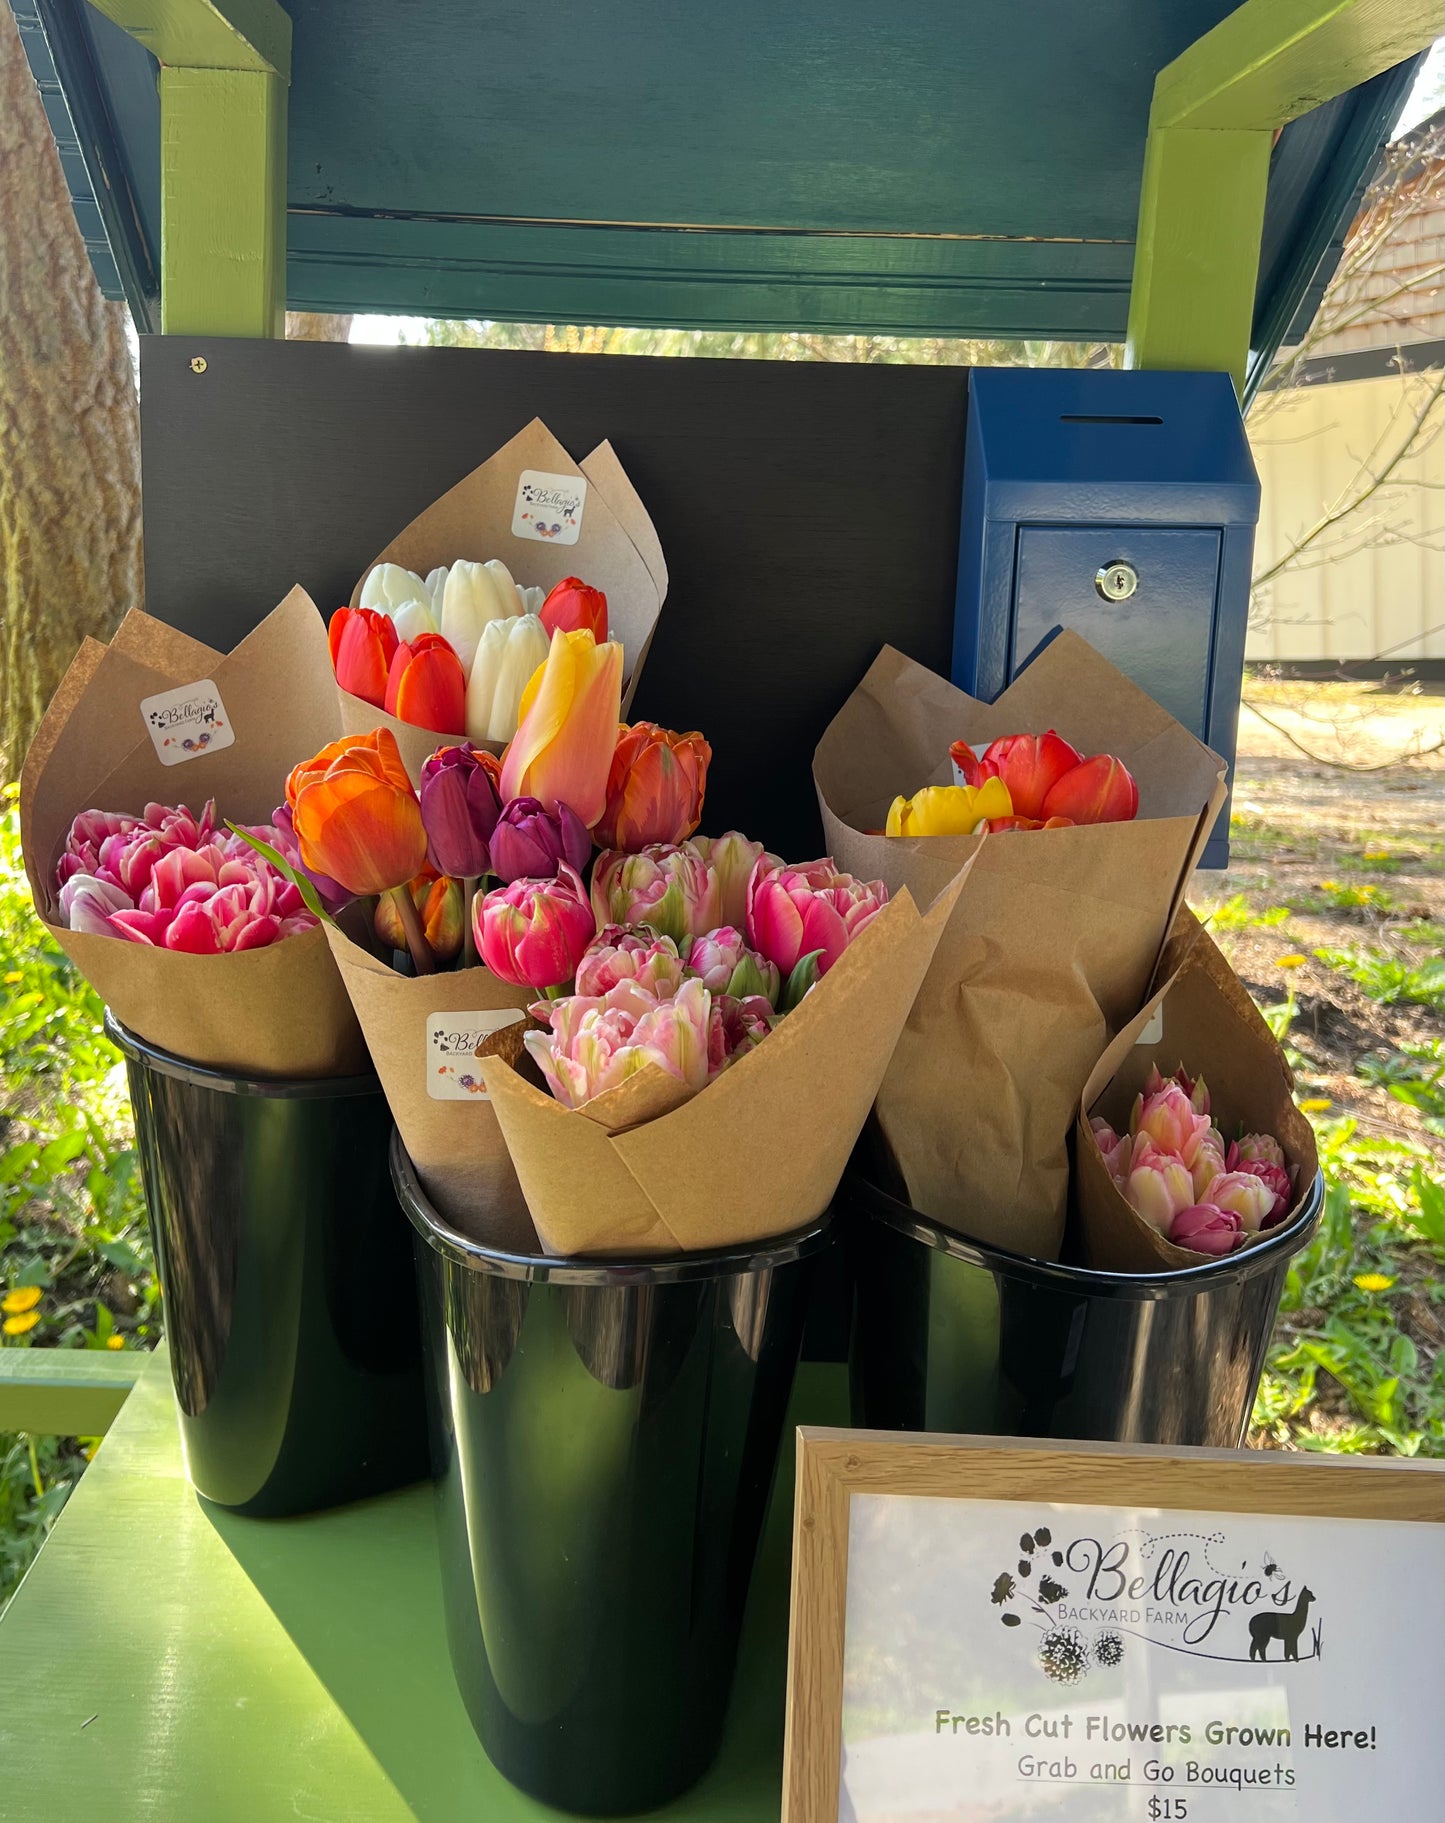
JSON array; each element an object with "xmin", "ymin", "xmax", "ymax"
[
  {"xmin": 974, "ymin": 731, "xmax": 1083, "ymax": 819},
  {"xmin": 1041, "ymin": 753, "xmax": 1139, "ymax": 825},
  {"xmin": 594, "ymin": 722, "xmax": 711, "ymax": 851},
  {"xmin": 329, "ymin": 607, "xmax": 399, "ymax": 708},
  {"xmin": 539, "ymin": 576, "xmax": 608, "ymax": 643},
  {"xmin": 383, "ymin": 633, "xmax": 467, "ymax": 735},
  {"xmin": 985, "ymin": 815, "xmax": 1075, "ymax": 833}
]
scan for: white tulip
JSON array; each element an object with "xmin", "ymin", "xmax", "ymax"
[
  {"xmin": 425, "ymin": 566, "xmax": 450, "ymax": 612},
  {"xmin": 441, "ymin": 560, "xmax": 513, "ymax": 674},
  {"xmin": 484, "ymin": 558, "xmax": 527, "ymax": 620},
  {"xmin": 518, "ymin": 585, "xmax": 545, "ymax": 616},
  {"xmin": 466, "ymin": 614, "xmax": 550, "ymax": 744},
  {"xmin": 392, "ymin": 597, "xmax": 439, "ymax": 644},
  {"xmin": 360, "ymin": 562, "xmax": 430, "ymax": 614}
]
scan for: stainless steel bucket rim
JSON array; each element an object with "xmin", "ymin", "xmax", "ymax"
[
  {"xmin": 103, "ymin": 1009, "xmax": 382, "ymax": 1099},
  {"xmin": 392, "ymin": 1130, "xmax": 834, "ymax": 1286},
  {"xmin": 845, "ymin": 1161, "xmax": 1325, "ymax": 1301}
]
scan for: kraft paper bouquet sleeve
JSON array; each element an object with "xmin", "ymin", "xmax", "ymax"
[
  {"xmin": 1075, "ymin": 910, "xmax": 1319, "ymax": 1273},
  {"xmin": 19, "ymin": 590, "xmax": 367, "ymax": 1078},
  {"xmin": 479, "ymin": 870, "xmax": 969, "ymax": 1256},
  {"xmin": 814, "ymin": 632, "xmax": 1227, "ymax": 1260},
  {"xmin": 339, "ymin": 419, "xmax": 668, "ymax": 779},
  {"xmin": 321, "ymin": 922, "xmax": 537, "ymax": 1250}
]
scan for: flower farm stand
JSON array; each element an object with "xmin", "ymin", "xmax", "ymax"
[{"xmin": 1, "ymin": 2, "xmax": 1434, "ymax": 1818}]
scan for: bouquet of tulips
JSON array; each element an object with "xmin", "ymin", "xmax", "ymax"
[
  {"xmin": 301, "ymin": 622, "xmax": 963, "ymax": 1254},
  {"xmin": 1074, "ymin": 910, "xmax": 1317, "ymax": 1272},
  {"xmin": 19, "ymin": 590, "xmax": 366, "ymax": 1076},
  {"xmin": 815, "ymin": 631, "xmax": 1227, "ymax": 1261},
  {"xmin": 332, "ymin": 419, "xmax": 666, "ymax": 781}
]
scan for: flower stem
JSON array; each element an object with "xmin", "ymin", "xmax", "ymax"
[
  {"xmin": 388, "ymin": 885, "xmax": 437, "ymax": 975},
  {"xmin": 26, "ymin": 1433, "xmax": 45, "ymax": 1499},
  {"xmin": 463, "ymin": 876, "xmax": 480, "ymax": 968}
]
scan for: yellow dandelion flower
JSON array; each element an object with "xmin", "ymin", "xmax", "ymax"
[
  {"xmin": 1, "ymin": 1286, "xmax": 43, "ymax": 1315},
  {"xmin": 1299, "ymin": 1098, "xmax": 1333, "ymax": 1113},
  {"xmin": 104, "ymin": 1334, "xmax": 125, "ymax": 1351},
  {"xmin": 1276, "ymin": 954, "xmax": 1307, "ymax": 969},
  {"xmin": 2, "ymin": 970, "xmax": 20, "ymax": 986},
  {"xmin": 1362, "ymin": 848, "xmax": 1390, "ymax": 861},
  {"xmin": 1353, "ymin": 1273, "xmax": 1394, "ymax": 1293},
  {"xmin": 3, "ymin": 1310, "xmax": 42, "ymax": 1336},
  {"xmin": 1320, "ymin": 881, "xmax": 1339, "ymax": 892}
]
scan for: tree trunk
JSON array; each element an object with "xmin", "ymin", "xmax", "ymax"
[
  {"xmin": 286, "ymin": 313, "xmax": 354, "ymax": 341},
  {"xmin": 0, "ymin": 0, "xmax": 142, "ymax": 781}
]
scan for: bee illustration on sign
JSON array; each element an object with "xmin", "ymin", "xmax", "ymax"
[{"xmin": 988, "ymin": 1515, "xmax": 1323, "ymax": 1683}]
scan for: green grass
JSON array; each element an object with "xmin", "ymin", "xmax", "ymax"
[{"xmin": 0, "ymin": 785, "xmax": 155, "ymax": 1607}]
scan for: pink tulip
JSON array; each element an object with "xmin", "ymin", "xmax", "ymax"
[
  {"xmin": 574, "ymin": 927, "xmax": 690, "ymax": 1000},
  {"xmin": 525, "ymin": 976, "xmax": 712, "ymax": 1110},
  {"xmin": 1169, "ymin": 1204, "xmax": 1245, "ymax": 1255},
  {"xmin": 1226, "ymin": 1136, "xmax": 1294, "ymax": 1226},
  {"xmin": 590, "ymin": 844, "xmax": 717, "ymax": 947},
  {"xmin": 476, "ymin": 862, "xmax": 596, "ymax": 990},
  {"xmin": 1130, "ymin": 1081, "xmax": 1212, "ymax": 1157},
  {"xmin": 745, "ymin": 857, "xmax": 888, "ymax": 980},
  {"xmin": 56, "ymin": 809, "xmax": 142, "ymax": 886},
  {"xmin": 1183, "ymin": 1129, "xmax": 1229, "ymax": 1202},
  {"xmin": 1199, "ymin": 1170, "xmax": 1277, "ymax": 1233},
  {"xmin": 706, "ymin": 993, "xmax": 776, "ymax": 1075},
  {"xmin": 57, "ymin": 873, "xmax": 134, "ymax": 934},
  {"xmin": 1122, "ymin": 1136, "xmax": 1196, "ymax": 1234},
  {"xmin": 687, "ymin": 832, "xmax": 780, "ymax": 931},
  {"xmin": 685, "ymin": 926, "xmax": 780, "ymax": 1006},
  {"xmin": 1145, "ymin": 1061, "xmax": 1210, "ymax": 1116},
  {"xmin": 1089, "ymin": 1117, "xmax": 1133, "ymax": 1183}
]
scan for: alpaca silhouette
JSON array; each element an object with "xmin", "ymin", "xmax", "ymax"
[{"xmin": 1248, "ymin": 1587, "xmax": 1315, "ymax": 1661}]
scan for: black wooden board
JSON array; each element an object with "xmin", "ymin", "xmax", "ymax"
[{"xmin": 139, "ymin": 337, "xmax": 969, "ymax": 858}]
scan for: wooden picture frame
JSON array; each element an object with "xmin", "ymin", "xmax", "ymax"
[{"xmin": 782, "ymin": 1428, "xmax": 1443, "ymax": 1823}]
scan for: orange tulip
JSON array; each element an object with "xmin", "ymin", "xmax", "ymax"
[
  {"xmin": 287, "ymin": 728, "xmax": 427, "ymax": 897},
  {"xmin": 594, "ymin": 722, "xmax": 711, "ymax": 851},
  {"xmin": 499, "ymin": 629, "xmax": 624, "ymax": 828}
]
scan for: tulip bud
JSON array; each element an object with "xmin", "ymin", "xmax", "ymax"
[
  {"xmin": 499, "ymin": 629, "xmax": 624, "ymax": 828},
  {"xmin": 441, "ymin": 561, "xmax": 517, "ymax": 675},
  {"xmin": 595, "ymin": 723, "xmax": 711, "ymax": 851},
  {"xmin": 57, "ymin": 872, "xmax": 134, "ymax": 935},
  {"xmin": 424, "ymin": 566, "xmax": 450, "ymax": 611},
  {"xmin": 1122, "ymin": 1136, "xmax": 1195, "ymax": 1234},
  {"xmin": 1183, "ymin": 1130, "xmax": 1229, "ymax": 1202},
  {"xmin": 392, "ymin": 597, "xmax": 439, "ymax": 645},
  {"xmin": 1199, "ymin": 1171, "xmax": 1277, "ymax": 1232},
  {"xmin": 329, "ymin": 607, "xmax": 400, "ymax": 708},
  {"xmin": 688, "ymin": 832, "xmax": 779, "ymax": 931},
  {"xmin": 685, "ymin": 926, "xmax": 781, "ymax": 1007},
  {"xmin": 361, "ymin": 563, "xmax": 431, "ymax": 615},
  {"xmin": 885, "ymin": 779, "xmax": 1012, "ymax": 837},
  {"xmin": 976, "ymin": 730, "xmax": 1084, "ymax": 819},
  {"xmin": 287, "ymin": 729, "xmax": 427, "ymax": 897},
  {"xmin": 419, "ymin": 745, "xmax": 503, "ymax": 879},
  {"xmin": 1041, "ymin": 752, "xmax": 1139, "ymax": 825},
  {"xmin": 540, "ymin": 576, "xmax": 608, "ymax": 643},
  {"xmin": 383, "ymin": 632, "xmax": 467, "ymax": 735},
  {"xmin": 707, "ymin": 993, "xmax": 776, "ymax": 1074},
  {"xmin": 524, "ymin": 975, "xmax": 712, "ymax": 1110},
  {"xmin": 475, "ymin": 862, "xmax": 596, "ymax": 990},
  {"xmin": 1225, "ymin": 1137, "xmax": 1294, "ymax": 1226},
  {"xmin": 466, "ymin": 614, "xmax": 551, "ymax": 744},
  {"xmin": 376, "ymin": 869, "xmax": 464, "ymax": 963},
  {"xmin": 1090, "ymin": 1117, "xmax": 1133, "ymax": 1183},
  {"xmin": 488, "ymin": 795, "xmax": 592, "ymax": 884},
  {"xmin": 576, "ymin": 927, "xmax": 690, "ymax": 1000},
  {"xmin": 746, "ymin": 858, "xmax": 888, "ymax": 979},
  {"xmin": 518, "ymin": 585, "xmax": 545, "ymax": 616},
  {"xmin": 1130, "ymin": 1081, "xmax": 1211, "ymax": 1158},
  {"xmin": 590, "ymin": 844, "xmax": 717, "ymax": 947},
  {"xmin": 1169, "ymin": 1204, "xmax": 1244, "ymax": 1255}
]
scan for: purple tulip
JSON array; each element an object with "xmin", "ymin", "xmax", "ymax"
[
  {"xmin": 488, "ymin": 795, "xmax": 591, "ymax": 884},
  {"xmin": 418, "ymin": 746, "xmax": 503, "ymax": 880}
]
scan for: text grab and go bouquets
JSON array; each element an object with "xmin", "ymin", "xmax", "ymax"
[
  {"xmin": 814, "ymin": 630, "xmax": 1228, "ymax": 1261},
  {"xmin": 19, "ymin": 590, "xmax": 366, "ymax": 1077},
  {"xmin": 332, "ymin": 419, "xmax": 667, "ymax": 781}
]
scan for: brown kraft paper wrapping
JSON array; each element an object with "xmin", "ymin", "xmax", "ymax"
[
  {"xmin": 814, "ymin": 632, "xmax": 1228, "ymax": 1261},
  {"xmin": 19, "ymin": 590, "xmax": 367, "ymax": 1078},
  {"xmin": 340, "ymin": 420, "xmax": 668, "ymax": 779},
  {"xmin": 1075, "ymin": 909, "xmax": 1319, "ymax": 1273},
  {"xmin": 480, "ymin": 866, "xmax": 972, "ymax": 1256},
  {"xmin": 323, "ymin": 924, "xmax": 539, "ymax": 1252}
]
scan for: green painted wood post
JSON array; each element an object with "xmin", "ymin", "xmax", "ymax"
[
  {"xmin": 1127, "ymin": 0, "xmax": 1440, "ymax": 392},
  {"xmin": 89, "ymin": 0, "xmax": 291, "ymax": 337}
]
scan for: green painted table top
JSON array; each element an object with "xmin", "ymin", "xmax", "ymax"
[{"xmin": 0, "ymin": 1351, "xmax": 808, "ymax": 1821}]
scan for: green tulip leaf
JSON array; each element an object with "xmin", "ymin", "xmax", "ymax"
[
  {"xmin": 224, "ymin": 822, "xmax": 338, "ymax": 929},
  {"xmin": 780, "ymin": 949, "xmax": 823, "ymax": 1015}
]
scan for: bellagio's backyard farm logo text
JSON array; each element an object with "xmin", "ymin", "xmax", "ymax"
[{"xmin": 989, "ymin": 1520, "xmax": 1322, "ymax": 1685}]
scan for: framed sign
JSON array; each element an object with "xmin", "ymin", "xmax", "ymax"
[{"xmin": 783, "ymin": 1430, "xmax": 1442, "ymax": 1822}]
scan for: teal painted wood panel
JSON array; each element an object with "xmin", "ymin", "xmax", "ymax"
[
  {"xmin": 285, "ymin": 0, "xmax": 1237, "ymax": 238},
  {"xmin": 0, "ymin": 1346, "xmax": 847, "ymax": 1821}
]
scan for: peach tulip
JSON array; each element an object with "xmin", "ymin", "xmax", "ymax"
[
  {"xmin": 499, "ymin": 628, "xmax": 624, "ymax": 828},
  {"xmin": 594, "ymin": 722, "xmax": 711, "ymax": 851}
]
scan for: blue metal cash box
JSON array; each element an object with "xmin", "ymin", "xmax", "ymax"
[{"xmin": 953, "ymin": 369, "xmax": 1261, "ymax": 867}]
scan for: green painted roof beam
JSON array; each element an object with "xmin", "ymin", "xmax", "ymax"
[
  {"xmin": 1127, "ymin": 0, "xmax": 1439, "ymax": 391},
  {"xmin": 91, "ymin": 0, "xmax": 289, "ymax": 337},
  {"xmin": 0, "ymin": 1350, "xmax": 141, "ymax": 1437}
]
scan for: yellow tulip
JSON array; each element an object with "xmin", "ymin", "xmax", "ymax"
[
  {"xmin": 500, "ymin": 629, "xmax": 624, "ymax": 829},
  {"xmin": 885, "ymin": 778, "xmax": 1013, "ymax": 837}
]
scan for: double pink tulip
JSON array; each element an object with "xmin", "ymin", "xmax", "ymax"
[
  {"xmin": 526, "ymin": 976, "xmax": 713, "ymax": 1110},
  {"xmin": 745, "ymin": 857, "xmax": 888, "ymax": 981},
  {"xmin": 474, "ymin": 863, "xmax": 596, "ymax": 991},
  {"xmin": 590, "ymin": 843, "xmax": 717, "ymax": 947}
]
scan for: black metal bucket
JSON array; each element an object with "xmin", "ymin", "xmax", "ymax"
[
  {"xmin": 845, "ymin": 1146, "xmax": 1324, "ymax": 1447},
  {"xmin": 107, "ymin": 1014, "xmax": 427, "ymax": 1516},
  {"xmin": 394, "ymin": 1136, "xmax": 831, "ymax": 1817}
]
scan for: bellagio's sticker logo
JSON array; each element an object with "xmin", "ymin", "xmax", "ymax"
[
  {"xmin": 426, "ymin": 1010, "xmax": 525, "ymax": 1100},
  {"xmin": 512, "ymin": 470, "xmax": 586, "ymax": 544},
  {"xmin": 139, "ymin": 680, "xmax": 235, "ymax": 765},
  {"xmin": 989, "ymin": 1517, "xmax": 1322, "ymax": 1684}
]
